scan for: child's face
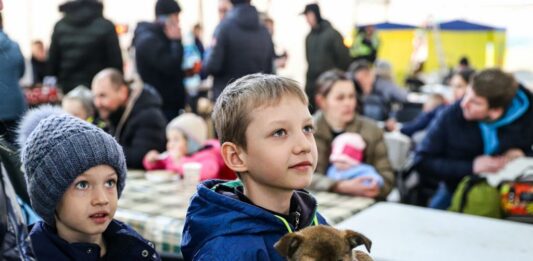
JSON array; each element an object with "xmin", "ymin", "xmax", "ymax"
[
  {"xmin": 55, "ymin": 165, "xmax": 118, "ymax": 242},
  {"xmin": 62, "ymin": 99, "xmax": 89, "ymax": 120},
  {"xmin": 167, "ymin": 129, "xmax": 188, "ymax": 158},
  {"xmin": 240, "ymin": 95, "xmax": 318, "ymax": 192}
]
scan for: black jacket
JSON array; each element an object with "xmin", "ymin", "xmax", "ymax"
[
  {"xmin": 204, "ymin": 4, "xmax": 274, "ymax": 101},
  {"xmin": 108, "ymin": 86, "xmax": 167, "ymax": 169},
  {"xmin": 133, "ymin": 22, "xmax": 185, "ymax": 112},
  {"xmin": 47, "ymin": 0, "xmax": 123, "ymax": 94},
  {"xmin": 415, "ymin": 86, "xmax": 533, "ymax": 191}
]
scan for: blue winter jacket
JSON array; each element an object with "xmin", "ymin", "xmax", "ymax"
[
  {"xmin": 29, "ymin": 219, "xmax": 160, "ymax": 261},
  {"xmin": 181, "ymin": 180, "xmax": 328, "ymax": 261},
  {"xmin": 0, "ymin": 31, "xmax": 26, "ymax": 121},
  {"xmin": 415, "ymin": 86, "xmax": 533, "ymax": 191}
]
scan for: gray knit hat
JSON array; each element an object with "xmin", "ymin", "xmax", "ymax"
[{"xmin": 18, "ymin": 105, "xmax": 127, "ymax": 226}]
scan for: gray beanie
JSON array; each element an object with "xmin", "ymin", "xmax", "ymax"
[{"xmin": 18, "ymin": 105, "xmax": 127, "ymax": 226}]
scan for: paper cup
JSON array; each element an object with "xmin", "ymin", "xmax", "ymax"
[{"xmin": 183, "ymin": 162, "xmax": 202, "ymax": 186}]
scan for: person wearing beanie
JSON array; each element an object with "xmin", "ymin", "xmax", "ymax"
[
  {"xmin": 143, "ymin": 113, "xmax": 236, "ymax": 181},
  {"xmin": 133, "ymin": 0, "xmax": 185, "ymax": 121},
  {"xmin": 326, "ymin": 133, "xmax": 384, "ymax": 188},
  {"xmin": 18, "ymin": 105, "xmax": 160, "ymax": 260},
  {"xmin": 302, "ymin": 3, "xmax": 350, "ymax": 113}
]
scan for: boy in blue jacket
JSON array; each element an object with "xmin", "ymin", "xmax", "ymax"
[
  {"xmin": 18, "ymin": 106, "xmax": 160, "ymax": 260},
  {"xmin": 181, "ymin": 74, "xmax": 328, "ymax": 260}
]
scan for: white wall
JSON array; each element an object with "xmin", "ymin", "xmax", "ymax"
[{"xmin": 2, "ymin": 0, "xmax": 532, "ymax": 85}]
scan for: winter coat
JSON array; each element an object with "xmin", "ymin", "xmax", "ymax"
[
  {"xmin": 305, "ymin": 20, "xmax": 351, "ymax": 95},
  {"xmin": 1, "ymin": 146, "xmax": 34, "ymax": 261},
  {"xmin": 415, "ymin": 86, "xmax": 533, "ymax": 192},
  {"xmin": 29, "ymin": 220, "xmax": 160, "ymax": 261},
  {"xmin": 47, "ymin": 0, "xmax": 123, "ymax": 93},
  {"xmin": 133, "ymin": 22, "xmax": 185, "ymax": 112},
  {"xmin": 204, "ymin": 4, "xmax": 274, "ymax": 101},
  {"xmin": 108, "ymin": 85, "xmax": 167, "ymax": 169},
  {"xmin": 181, "ymin": 180, "xmax": 327, "ymax": 261},
  {"xmin": 313, "ymin": 112, "xmax": 394, "ymax": 199},
  {"xmin": 0, "ymin": 31, "xmax": 26, "ymax": 121},
  {"xmin": 143, "ymin": 140, "xmax": 236, "ymax": 181}
]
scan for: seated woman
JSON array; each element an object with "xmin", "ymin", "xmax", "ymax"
[
  {"xmin": 311, "ymin": 69, "xmax": 394, "ymax": 199},
  {"xmin": 143, "ymin": 113, "xmax": 235, "ymax": 181}
]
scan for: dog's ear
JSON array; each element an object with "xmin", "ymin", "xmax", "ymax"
[
  {"xmin": 345, "ymin": 230, "xmax": 372, "ymax": 253},
  {"xmin": 274, "ymin": 233, "xmax": 304, "ymax": 258}
]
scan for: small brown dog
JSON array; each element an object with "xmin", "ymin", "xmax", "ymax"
[{"xmin": 274, "ymin": 225, "xmax": 373, "ymax": 261}]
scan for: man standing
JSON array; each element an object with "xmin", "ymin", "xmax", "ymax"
[
  {"xmin": 302, "ymin": 3, "xmax": 351, "ymax": 112},
  {"xmin": 415, "ymin": 68, "xmax": 533, "ymax": 208},
  {"xmin": 133, "ymin": 0, "xmax": 184, "ymax": 121},
  {"xmin": 47, "ymin": 0, "xmax": 122, "ymax": 94},
  {"xmin": 204, "ymin": 0, "xmax": 274, "ymax": 101},
  {"xmin": 92, "ymin": 68, "xmax": 167, "ymax": 169}
]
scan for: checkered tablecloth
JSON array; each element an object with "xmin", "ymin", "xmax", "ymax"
[{"xmin": 115, "ymin": 171, "xmax": 375, "ymax": 257}]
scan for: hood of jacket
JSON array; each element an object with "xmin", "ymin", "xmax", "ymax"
[
  {"xmin": 225, "ymin": 4, "xmax": 261, "ymax": 30},
  {"xmin": 311, "ymin": 19, "xmax": 333, "ymax": 33},
  {"xmin": 132, "ymin": 21, "xmax": 165, "ymax": 46},
  {"xmin": 181, "ymin": 179, "xmax": 320, "ymax": 259},
  {"xmin": 59, "ymin": 0, "xmax": 103, "ymax": 26}
]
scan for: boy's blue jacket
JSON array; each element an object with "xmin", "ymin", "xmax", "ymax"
[
  {"xmin": 29, "ymin": 219, "xmax": 160, "ymax": 261},
  {"xmin": 181, "ymin": 180, "xmax": 328, "ymax": 261}
]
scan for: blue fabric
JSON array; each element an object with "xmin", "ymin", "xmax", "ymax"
[
  {"xmin": 428, "ymin": 182, "xmax": 452, "ymax": 209},
  {"xmin": 29, "ymin": 219, "xmax": 160, "ymax": 261},
  {"xmin": 479, "ymin": 89, "xmax": 530, "ymax": 155},
  {"xmin": 400, "ymin": 105, "xmax": 446, "ymax": 137},
  {"xmin": 17, "ymin": 197, "xmax": 41, "ymax": 225},
  {"xmin": 0, "ymin": 31, "xmax": 27, "ymax": 121},
  {"xmin": 414, "ymin": 86, "xmax": 533, "ymax": 193},
  {"xmin": 326, "ymin": 163, "xmax": 384, "ymax": 188},
  {"xmin": 181, "ymin": 180, "xmax": 328, "ymax": 261}
]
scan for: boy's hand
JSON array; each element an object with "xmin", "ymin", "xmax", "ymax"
[
  {"xmin": 473, "ymin": 155, "xmax": 507, "ymax": 174},
  {"xmin": 144, "ymin": 150, "xmax": 160, "ymax": 163}
]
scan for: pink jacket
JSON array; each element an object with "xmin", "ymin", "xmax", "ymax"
[{"xmin": 143, "ymin": 140, "xmax": 236, "ymax": 181}]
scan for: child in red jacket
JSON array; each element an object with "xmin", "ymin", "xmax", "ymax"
[{"xmin": 143, "ymin": 113, "xmax": 235, "ymax": 181}]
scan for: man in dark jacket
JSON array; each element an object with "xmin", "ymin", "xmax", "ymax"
[
  {"xmin": 302, "ymin": 3, "xmax": 351, "ymax": 112},
  {"xmin": 47, "ymin": 0, "xmax": 123, "ymax": 94},
  {"xmin": 133, "ymin": 0, "xmax": 184, "ymax": 121},
  {"xmin": 204, "ymin": 0, "xmax": 274, "ymax": 101},
  {"xmin": 415, "ymin": 68, "xmax": 533, "ymax": 208},
  {"xmin": 92, "ymin": 69, "xmax": 167, "ymax": 169}
]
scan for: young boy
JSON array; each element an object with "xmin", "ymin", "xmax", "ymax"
[
  {"xmin": 181, "ymin": 74, "xmax": 328, "ymax": 260},
  {"xmin": 18, "ymin": 105, "xmax": 160, "ymax": 260}
]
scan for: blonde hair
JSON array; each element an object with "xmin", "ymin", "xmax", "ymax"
[{"xmin": 212, "ymin": 73, "xmax": 307, "ymax": 150}]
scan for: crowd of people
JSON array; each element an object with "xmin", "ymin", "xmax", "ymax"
[{"xmin": 1, "ymin": 0, "xmax": 532, "ymax": 260}]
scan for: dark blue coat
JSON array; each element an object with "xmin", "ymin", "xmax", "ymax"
[
  {"xmin": 29, "ymin": 219, "xmax": 160, "ymax": 261},
  {"xmin": 181, "ymin": 180, "xmax": 328, "ymax": 261},
  {"xmin": 415, "ymin": 87, "xmax": 533, "ymax": 191},
  {"xmin": 133, "ymin": 22, "xmax": 185, "ymax": 112},
  {"xmin": 400, "ymin": 105, "xmax": 446, "ymax": 137},
  {"xmin": 204, "ymin": 4, "xmax": 274, "ymax": 101}
]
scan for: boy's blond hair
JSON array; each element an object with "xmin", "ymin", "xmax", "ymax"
[{"xmin": 212, "ymin": 73, "xmax": 308, "ymax": 150}]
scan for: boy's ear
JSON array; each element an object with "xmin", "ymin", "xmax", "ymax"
[
  {"xmin": 344, "ymin": 230, "xmax": 372, "ymax": 253},
  {"xmin": 274, "ymin": 233, "xmax": 304, "ymax": 258},
  {"xmin": 315, "ymin": 95, "xmax": 325, "ymax": 110},
  {"xmin": 221, "ymin": 142, "xmax": 248, "ymax": 173}
]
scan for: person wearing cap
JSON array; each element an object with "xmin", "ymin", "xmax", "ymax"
[
  {"xmin": 133, "ymin": 0, "xmax": 185, "ymax": 121},
  {"xmin": 47, "ymin": 0, "xmax": 123, "ymax": 94},
  {"xmin": 302, "ymin": 3, "xmax": 351, "ymax": 113},
  {"xmin": 203, "ymin": 0, "xmax": 275, "ymax": 102},
  {"xmin": 92, "ymin": 68, "xmax": 167, "ymax": 170},
  {"xmin": 18, "ymin": 105, "xmax": 160, "ymax": 260},
  {"xmin": 143, "ymin": 113, "xmax": 236, "ymax": 181}
]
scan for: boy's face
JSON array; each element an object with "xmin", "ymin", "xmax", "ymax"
[
  {"xmin": 239, "ymin": 95, "xmax": 318, "ymax": 192},
  {"xmin": 55, "ymin": 165, "xmax": 118, "ymax": 242},
  {"xmin": 167, "ymin": 129, "xmax": 188, "ymax": 159}
]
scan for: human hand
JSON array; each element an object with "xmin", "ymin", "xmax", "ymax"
[
  {"xmin": 473, "ymin": 155, "xmax": 507, "ymax": 174},
  {"xmin": 144, "ymin": 150, "xmax": 160, "ymax": 163},
  {"xmin": 504, "ymin": 148, "xmax": 525, "ymax": 161},
  {"xmin": 333, "ymin": 176, "xmax": 380, "ymax": 198}
]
